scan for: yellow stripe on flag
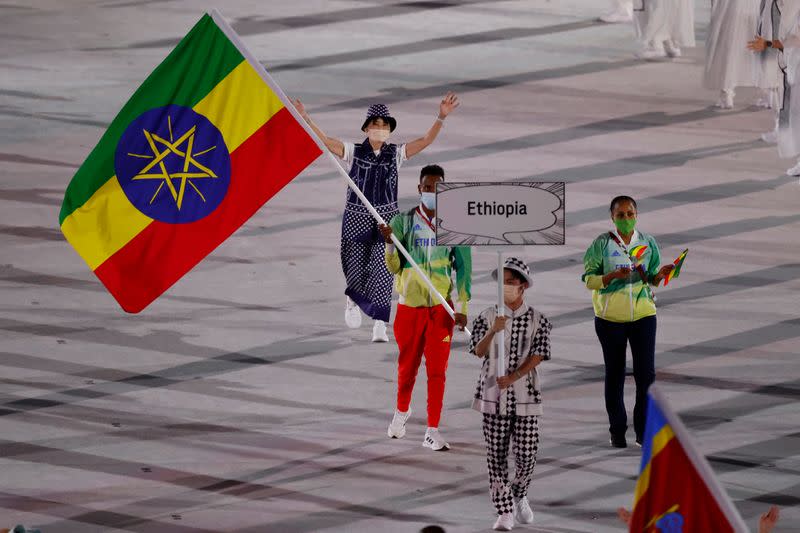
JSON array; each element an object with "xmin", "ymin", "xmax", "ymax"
[
  {"xmin": 60, "ymin": 59, "xmax": 284, "ymax": 270},
  {"xmin": 61, "ymin": 176, "xmax": 153, "ymax": 270},
  {"xmin": 632, "ymin": 425, "xmax": 675, "ymax": 507},
  {"xmin": 193, "ymin": 60, "xmax": 284, "ymax": 152}
]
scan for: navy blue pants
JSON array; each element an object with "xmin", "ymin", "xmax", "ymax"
[{"xmin": 594, "ymin": 316, "xmax": 657, "ymax": 440}]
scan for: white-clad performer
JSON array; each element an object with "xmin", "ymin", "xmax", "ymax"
[
  {"xmin": 600, "ymin": 0, "xmax": 634, "ymax": 23},
  {"xmin": 749, "ymin": 2, "xmax": 800, "ymax": 176},
  {"xmin": 754, "ymin": 0, "xmax": 783, "ymax": 113},
  {"xmin": 634, "ymin": 0, "xmax": 696, "ymax": 60},
  {"xmin": 704, "ymin": 0, "xmax": 761, "ymax": 109}
]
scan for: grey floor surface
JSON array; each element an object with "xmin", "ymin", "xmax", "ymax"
[{"xmin": 1, "ymin": 1, "xmax": 799, "ymax": 532}]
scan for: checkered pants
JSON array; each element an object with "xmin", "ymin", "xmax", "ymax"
[{"xmin": 482, "ymin": 413, "xmax": 540, "ymax": 515}]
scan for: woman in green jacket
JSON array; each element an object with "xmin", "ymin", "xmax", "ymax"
[{"xmin": 582, "ymin": 196, "xmax": 675, "ymax": 448}]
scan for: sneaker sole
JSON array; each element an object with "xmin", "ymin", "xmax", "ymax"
[
  {"xmin": 388, "ymin": 427, "xmax": 406, "ymax": 439},
  {"xmin": 423, "ymin": 442, "xmax": 450, "ymax": 451}
]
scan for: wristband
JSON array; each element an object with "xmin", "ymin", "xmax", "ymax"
[{"xmin": 436, "ymin": 116, "xmax": 445, "ymax": 122}]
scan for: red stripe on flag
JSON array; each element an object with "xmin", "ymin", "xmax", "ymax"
[
  {"xmin": 94, "ymin": 107, "xmax": 321, "ymax": 312},
  {"xmin": 630, "ymin": 438, "xmax": 737, "ymax": 532}
]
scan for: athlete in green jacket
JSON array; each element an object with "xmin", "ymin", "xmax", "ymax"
[
  {"xmin": 582, "ymin": 195, "xmax": 675, "ymax": 448},
  {"xmin": 378, "ymin": 165, "xmax": 471, "ymax": 451}
]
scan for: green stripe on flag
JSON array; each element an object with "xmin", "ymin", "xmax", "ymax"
[{"xmin": 59, "ymin": 14, "xmax": 244, "ymax": 224}]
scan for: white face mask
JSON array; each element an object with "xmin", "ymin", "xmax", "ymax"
[
  {"xmin": 503, "ymin": 284, "xmax": 523, "ymax": 304},
  {"xmin": 367, "ymin": 129, "xmax": 390, "ymax": 143},
  {"xmin": 420, "ymin": 192, "xmax": 436, "ymax": 211}
]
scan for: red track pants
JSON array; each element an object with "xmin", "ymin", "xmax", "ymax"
[{"xmin": 394, "ymin": 303, "xmax": 455, "ymax": 428}]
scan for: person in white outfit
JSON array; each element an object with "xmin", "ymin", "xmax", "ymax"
[
  {"xmin": 754, "ymin": 0, "xmax": 783, "ymax": 112},
  {"xmin": 749, "ymin": 4, "xmax": 800, "ymax": 177},
  {"xmin": 704, "ymin": 0, "xmax": 761, "ymax": 109},
  {"xmin": 634, "ymin": 0, "xmax": 696, "ymax": 59},
  {"xmin": 600, "ymin": 0, "xmax": 633, "ymax": 23}
]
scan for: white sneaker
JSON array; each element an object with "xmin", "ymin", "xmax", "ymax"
[
  {"xmin": 715, "ymin": 90, "xmax": 734, "ymax": 109},
  {"xmin": 599, "ymin": 7, "xmax": 632, "ymax": 23},
  {"xmin": 372, "ymin": 320, "xmax": 389, "ymax": 342},
  {"xmin": 344, "ymin": 296, "xmax": 362, "ymax": 329},
  {"xmin": 422, "ymin": 427, "xmax": 450, "ymax": 451},
  {"xmin": 786, "ymin": 161, "xmax": 800, "ymax": 176},
  {"xmin": 493, "ymin": 512, "xmax": 514, "ymax": 531},
  {"xmin": 514, "ymin": 497, "xmax": 534, "ymax": 524},
  {"xmin": 636, "ymin": 45, "xmax": 667, "ymax": 60},
  {"xmin": 761, "ymin": 130, "xmax": 778, "ymax": 144},
  {"xmin": 387, "ymin": 409, "xmax": 411, "ymax": 439},
  {"xmin": 664, "ymin": 40, "xmax": 681, "ymax": 58}
]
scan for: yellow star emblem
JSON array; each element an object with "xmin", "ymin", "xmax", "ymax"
[{"xmin": 127, "ymin": 116, "xmax": 217, "ymax": 210}]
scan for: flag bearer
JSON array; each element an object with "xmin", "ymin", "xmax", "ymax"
[{"xmin": 378, "ymin": 164, "xmax": 471, "ymax": 450}]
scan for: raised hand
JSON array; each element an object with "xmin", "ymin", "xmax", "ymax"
[
  {"xmin": 439, "ymin": 92, "xmax": 460, "ymax": 118},
  {"xmin": 292, "ymin": 98, "xmax": 308, "ymax": 119}
]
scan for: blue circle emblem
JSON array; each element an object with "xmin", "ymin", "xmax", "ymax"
[{"xmin": 114, "ymin": 105, "xmax": 231, "ymax": 224}]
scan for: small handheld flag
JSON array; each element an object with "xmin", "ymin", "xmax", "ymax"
[
  {"xmin": 663, "ymin": 249, "xmax": 688, "ymax": 286},
  {"xmin": 630, "ymin": 386, "xmax": 749, "ymax": 533},
  {"xmin": 629, "ymin": 245, "xmax": 648, "ymax": 262},
  {"xmin": 59, "ymin": 11, "xmax": 323, "ymax": 312}
]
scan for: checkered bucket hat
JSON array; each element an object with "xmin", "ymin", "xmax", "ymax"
[
  {"xmin": 361, "ymin": 103, "xmax": 397, "ymax": 132},
  {"xmin": 492, "ymin": 256, "xmax": 533, "ymax": 287}
]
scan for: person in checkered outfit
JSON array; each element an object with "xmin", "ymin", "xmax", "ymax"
[
  {"xmin": 292, "ymin": 94, "xmax": 459, "ymax": 343},
  {"xmin": 469, "ymin": 258, "xmax": 552, "ymax": 531}
]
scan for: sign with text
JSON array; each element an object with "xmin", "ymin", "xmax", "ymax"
[{"xmin": 435, "ymin": 182, "xmax": 565, "ymax": 246}]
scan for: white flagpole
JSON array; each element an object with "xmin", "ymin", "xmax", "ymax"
[
  {"xmin": 496, "ymin": 251, "xmax": 505, "ymax": 378},
  {"xmin": 209, "ymin": 10, "xmax": 469, "ymax": 335}
]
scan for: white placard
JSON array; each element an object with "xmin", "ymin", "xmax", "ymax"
[{"xmin": 435, "ymin": 182, "xmax": 565, "ymax": 246}]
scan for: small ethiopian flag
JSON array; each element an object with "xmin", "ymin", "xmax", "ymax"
[
  {"xmin": 664, "ymin": 249, "xmax": 688, "ymax": 286},
  {"xmin": 59, "ymin": 12, "xmax": 322, "ymax": 313},
  {"xmin": 629, "ymin": 245, "xmax": 648, "ymax": 262}
]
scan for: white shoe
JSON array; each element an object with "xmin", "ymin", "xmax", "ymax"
[
  {"xmin": 599, "ymin": 7, "xmax": 632, "ymax": 23},
  {"xmin": 786, "ymin": 161, "xmax": 800, "ymax": 176},
  {"xmin": 715, "ymin": 90, "xmax": 734, "ymax": 109},
  {"xmin": 387, "ymin": 409, "xmax": 411, "ymax": 439},
  {"xmin": 636, "ymin": 45, "xmax": 667, "ymax": 60},
  {"xmin": 514, "ymin": 497, "xmax": 534, "ymax": 524},
  {"xmin": 761, "ymin": 130, "xmax": 778, "ymax": 144},
  {"xmin": 493, "ymin": 513, "xmax": 514, "ymax": 531},
  {"xmin": 422, "ymin": 427, "xmax": 450, "ymax": 451},
  {"xmin": 664, "ymin": 40, "xmax": 681, "ymax": 58},
  {"xmin": 372, "ymin": 320, "xmax": 389, "ymax": 342},
  {"xmin": 344, "ymin": 296, "xmax": 362, "ymax": 329}
]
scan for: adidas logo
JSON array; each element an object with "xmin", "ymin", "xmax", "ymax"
[
  {"xmin": 413, "ymin": 224, "xmax": 422, "ymax": 231},
  {"xmin": 442, "ymin": 335, "xmax": 451, "ymax": 343},
  {"xmin": 612, "ymin": 250, "xmax": 621, "ymax": 257}
]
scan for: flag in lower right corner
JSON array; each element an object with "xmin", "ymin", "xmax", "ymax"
[{"xmin": 630, "ymin": 386, "xmax": 749, "ymax": 533}]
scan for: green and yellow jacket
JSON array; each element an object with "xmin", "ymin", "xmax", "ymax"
[
  {"xmin": 385, "ymin": 206, "xmax": 471, "ymax": 313},
  {"xmin": 582, "ymin": 230, "xmax": 662, "ymax": 323}
]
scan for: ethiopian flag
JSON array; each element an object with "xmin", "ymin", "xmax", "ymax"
[
  {"xmin": 663, "ymin": 249, "xmax": 688, "ymax": 286},
  {"xmin": 629, "ymin": 386, "xmax": 748, "ymax": 533},
  {"xmin": 59, "ymin": 12, "xmax": 322, "ymax": 313}
]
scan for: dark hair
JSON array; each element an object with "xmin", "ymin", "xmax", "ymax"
[
  {"xmin": 609, "ymin": 195, "xmax": 637, "ymax": 212},
  {"xmin": 505, "ymin": 268, "xmax": 527, "ymax": 285},
  {"xmin": 420, "ymin": 527, "xmax": 446, "ymax": 533},
  {"xmin": 420, "ymin": 164, "xmax": 445, "ymax": 183}
]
